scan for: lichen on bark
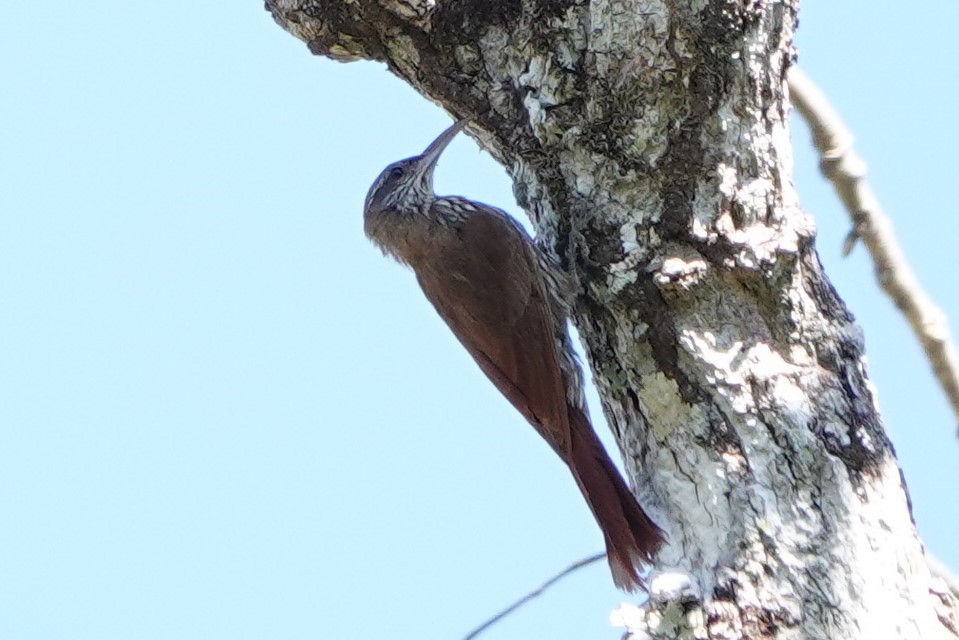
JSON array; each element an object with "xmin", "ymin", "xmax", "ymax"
[{"xmin": 266, "ymin": 0, "xmax": 956, "ymax": 637}]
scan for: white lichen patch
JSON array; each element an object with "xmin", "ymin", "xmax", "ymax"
[
  {"xmin": 389, "ymin": 33, "xmax": 421, "ymax": 68},
  {"xmin": 477, "ymin": 26, "xmax": 530, "ymax": 89},
  {"xmin": 558, "ymin": 147, "xmax": 604, "ymax": 199},
  {"xmin": 605, "ymin": 266, "xmax": 637, "ymax": 298},
  {"xmin": 716, "ymin": 161, "xmax": 739, "ymax": 198},
  {"xmin": 651, "ymin": 253, "xmax": 708, "ymax": 290},
  {"xmin": 383, "ymin": 0, "xmax": 435, "ymax": 20},
  {"xmin": 453, "ymin": 43, "xmax": 481, "ymax": 69},
  {"xmin": 621, "ymin": 222, "xmax": 640, "ymax": 255},
  {"xmin": 637, "ymin": 372, "xmax": 689, "ymax": 438},
  {"xmin": 840, "ymin": 456, "xmax": 939, "ymax": 638},
  {"xmin": 627, "ymin": 111, "xmax": 670, "ymax": 164},
  {"xmin": 765, "ymin": 373, "xmax": 813, "ymax": 425},
  {"xmin": 746, "ymin": 343, "xmax": 799, "ymax": 380},
  {"xmin": 609, "ymin": 601, "xmax": 646, "ymax": 632},
  {"xmin": 518, "ymin": 53, "xmax": 571, "ymax": 125},
  {"xmin": 677, "ymin": 330, "xmax": 744, "ymax": 381},
  {"xmin": 649, "ymin": 571, "xmax": 700, "ymax": 603},
  {"xmin": 552, "ymin": 38, "xmax": 581, "ymax": 71}
]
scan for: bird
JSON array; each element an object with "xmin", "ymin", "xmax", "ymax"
[{"xmin": 363, "ymin": 119, "xmax": 665, "ymax": 591}]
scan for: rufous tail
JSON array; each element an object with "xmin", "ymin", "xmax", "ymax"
[{"xmin": 567, "ymin": 407, "xmax": 665, "ymax": 592}]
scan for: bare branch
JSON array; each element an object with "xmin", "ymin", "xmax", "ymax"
[
  {"xmin": 461, "ymin": 552, "xmax": 606, "ymax": 640},
  {"xmin": 788, "ymin": 66, "xmax": 959, "ymax": 435}
]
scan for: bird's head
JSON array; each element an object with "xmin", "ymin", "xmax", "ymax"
[{"xmin": 363, "ymin": 119, "xmax": 467, "ymax": 217}]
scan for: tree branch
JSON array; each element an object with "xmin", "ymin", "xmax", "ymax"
[
  {"xmin": 787, "ymin": 66, "xmax": 959, "ymax": 435},
  {"xmin": 461, "ymin": 552, "xmax": 606, "ymax": 640},
  {"xmin": 268, "ymin": 2, "xmax": 955, "ymax": 636}
]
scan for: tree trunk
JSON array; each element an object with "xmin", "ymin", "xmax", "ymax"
[{"xmin": 265, "ymin": 0, "xmax": 958, "ymax": 637}]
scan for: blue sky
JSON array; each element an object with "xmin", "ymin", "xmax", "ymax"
[{"xmin": 2, "ymin": 2, "xmax": 956, "ymax": 638}]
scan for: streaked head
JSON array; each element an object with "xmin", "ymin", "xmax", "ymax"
[{"xmin": 363, "ymin": 119, "xmax": 467, "ymax": 216}]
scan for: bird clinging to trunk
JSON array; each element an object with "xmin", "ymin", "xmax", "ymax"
[{"xmin": 363, "ymin": 119, "xmax": 665, "ymax": 591}]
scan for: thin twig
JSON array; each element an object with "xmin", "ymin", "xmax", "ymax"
[
  {"xmin": 788, "ymin": 66, "xmax": 959, "ymax": 436},
  {"xmin": 461, "ymin": 552, "xmax": 606, "ymax": 640}
]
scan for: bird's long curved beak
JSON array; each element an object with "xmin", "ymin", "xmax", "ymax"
[{"xmin": 417, "ymin": 119, "xmax": 469, "ymax": 175}]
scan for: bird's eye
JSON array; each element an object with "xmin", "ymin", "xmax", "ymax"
[{"xmin": 390, "ymin": 166, "xmax": 405, "ymax": 178}]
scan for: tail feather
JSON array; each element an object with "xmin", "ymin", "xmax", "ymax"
[{"xmin": 567, "ymin": 407, "xmax": 665, "ymax": 592}]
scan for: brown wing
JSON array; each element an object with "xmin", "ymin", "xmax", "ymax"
[{"xmin": 414, "ymin": 209, "xmax": 571, "ymax": 455}]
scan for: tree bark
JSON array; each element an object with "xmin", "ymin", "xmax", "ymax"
[{"xmin": 265, "ymin": 0, "xmax": 957, "ymax": 637}]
